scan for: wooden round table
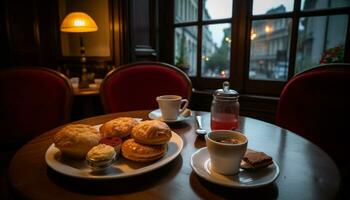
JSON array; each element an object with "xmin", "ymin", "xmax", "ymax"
[{"xmin": 9, "ymin": 110, "xmax": 340, "ymax": 199}]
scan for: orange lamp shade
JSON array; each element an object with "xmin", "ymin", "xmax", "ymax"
[{"xmin": 60, "ymin": 12, "xmax": 98, "ymax": 33}]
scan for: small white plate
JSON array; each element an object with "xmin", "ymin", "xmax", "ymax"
[
  {"xmin": 45, "ymin": 125, "xmax": 183, "ymax": 180},
  {"xmin": 148, "ymin": 109, "xmax": 191, "ymax": 123},
  {"xmin": 191, "ymin": 147, "xmax": 279, "ymax": 189}
]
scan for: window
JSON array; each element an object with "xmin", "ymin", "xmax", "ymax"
[{"xmin": 171, "ymin": 0, "xmax": 350, "ymax": 95}]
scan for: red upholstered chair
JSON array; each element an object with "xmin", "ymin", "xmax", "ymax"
[
  {"xmin": 100, "ymin": 62, "xmax": 192, "ymax": 113},
  {"xmin": 0, "ymin": 67, "xmax": 73, "ymax": 199},
  {"xmin": 276, "ymin": 63, "xmax": 350, "ymax": 174},
  {"xmin": 0, "ymin": 67, "xmax": 73, "ymax": 148}
]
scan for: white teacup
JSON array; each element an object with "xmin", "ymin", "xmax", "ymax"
[
  {"xmin": 94, "ymin": 78, "xmax": 103, "ymax": 86},
  {"xmin": 70, "ymin": 77, "xmax": 80, "ymax": 88},
  {"xmin": 205, "ymin": 130, "xmax": 248, "ymax": 175},
  {"xmin": 156, "ymin": 95, "xmax": 189, "ymax": 120}
]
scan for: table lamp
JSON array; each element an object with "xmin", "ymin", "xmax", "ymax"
[{"xmin": 60, "ymin": 12, "xmax": 98, "ymax": 88}]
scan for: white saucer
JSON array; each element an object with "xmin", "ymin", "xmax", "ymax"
[
  {"xmin": 190, "ymin": 147, "xmax": 279, "ymax": 189},
  {"xmin": 148, "ymin": 109, "xmax": 191, "ymax": 123}
]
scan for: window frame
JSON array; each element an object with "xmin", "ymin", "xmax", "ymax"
[{"xmin": 168, "ymin": 0, "xmax": 350, "ymax": 96}]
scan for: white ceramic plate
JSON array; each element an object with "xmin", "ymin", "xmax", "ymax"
[
  {"xmin": 45, "ymin": 127, "xmax": 183, "ymax": 180},
  {"xmin": 191, "ymin": 147, "xmax": 279, "ymax": 189},
  {"xmin": 148, "ymin": 109, "xmax": 191, "ymax": 123}
]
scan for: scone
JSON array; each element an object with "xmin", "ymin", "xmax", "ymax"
[
  {"xmin": 53, "ymin": 124, "xmax": 100, "ymax": 159},
  {"xmin": 121, "ymin": 139, "xmax": 167, "ymax": 162},
  {"xmin": 240, "ymin": 149, "xmax": 273, "ymax": 170},
  {"xmin": 99, "ymin": 117, "xmax": 139, "ymax": 138},
  {"xmin": 131, "ymin": 120, "xmax": 172, "ymax": 145}
]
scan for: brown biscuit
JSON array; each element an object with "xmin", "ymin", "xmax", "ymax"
[
  {"xmin": 121, "ymin": 139, "xmax": 167, "ymax": 162},
  {"xmin": 240, "ymin": 149, "xmax": 273, "ymax": 169},
  {"xmin": 131, "ymin": 120, "xmax": 172, "ymax": 145},
  {"xmin": 54, "ymin": 124, "xmax": 100, "ymax": 159},
  {"xmin": 99, "ymin": 117, "xmax": 139, "ymax": 138}
]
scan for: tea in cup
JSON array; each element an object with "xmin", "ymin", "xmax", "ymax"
[
  {"xmin": 205, "ymin": 130, "xmax": 247, "ymax": 175},
  {"xmin": 156, "ymin": 95, "xmax": 189, "ymax": 120}
]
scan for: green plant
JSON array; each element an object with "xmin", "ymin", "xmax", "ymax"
[{"xmin": 320, "ymin": 45, "xmax": 344, "ymax": 64}]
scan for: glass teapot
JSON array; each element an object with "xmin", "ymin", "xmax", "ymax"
[{"xmin": 210, "ymin": 81, "xmax": 239, "ymax": 130}]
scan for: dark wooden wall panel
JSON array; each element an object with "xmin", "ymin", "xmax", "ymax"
[
  {"xmin": 0, "ymin": 0, "xmax": 11, "ymax": 68},
  {"xmin": 6, "ymin": 0, "xmax": 41, "ymax": 66},
  {"xmin": 133, "ymin": 0, "xmax": 149, "ymax": 45},
  {"xmin": 113, "ymin": 0, "xmax": 130, "ymax": 66},
  {"xmin": 36, "ymin": 0, "xmax": 60, "ymax": 67},
  {"xmin": 129, "ymin": 0, "xmax": 158, "ymax": 61},
  {"xmin": 3, "ymin": 0, "xmax": 60, "ymax": 68}
]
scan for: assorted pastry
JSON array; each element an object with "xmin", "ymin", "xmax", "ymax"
[
  {"xmin": 53, "ymin": 117, "xmax": 172, "ymax": 169},
  {"xmin": 53, "ymin": 124, "xmax": 101, "ymax": 159},
  {"xmin": 131, "ymin": 120, "xmax": 171, "ymax": 145},
  {"xmin": 121, "ymin": 139, "xmax": 167, "ymax": 162},
  {"xmin": 99, "ymin": 117, "xmax": 139, "ymax": 138},
  {"xmin": 122, "ymin": 120, "xmax": 171, "ymax": 162}
]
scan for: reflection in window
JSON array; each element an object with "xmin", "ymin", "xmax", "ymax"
[
  {"xmin": 253, "ymin": 0, "xmax": 294, "ymax": 15},
  {"xmin": 249, "ymin": 18, "xmax": 292, "ymax": 81},
  {"xmin": 203, "ymin": 0, "xmax": 232, "ymax": 20},
  {"xmin": 301, "ymin": 0, "xmax": 350, "ymax": 10},
  {"xmin": 201, "ymin": 23, "xmax": 231, "ymax": 78},
  {"xmin": 174, "ymin": 26, "xmax": 198, "ymax": 76},
  {"xmin": 174, "ymin": 0, "xmax": 198, "ymax": 23},
  {"xmin": 295, "ymin": 15, "xmax": 348, "ymax": 74}
]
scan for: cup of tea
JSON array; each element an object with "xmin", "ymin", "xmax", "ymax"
[
  {"xmin": 205, "ymin": 130, "xmax": 247, "ymax": 175},
  {"xmin": 70, "ymin": 77, "xmax": 80, "ymax": 88},
  {"xmin": 156, "ymin": 95, "xmax": 189, "ymax": 120}
]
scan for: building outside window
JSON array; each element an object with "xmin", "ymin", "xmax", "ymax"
[{"xmin": 171, "ymin": 0, "xmax": 350, "ymax": 94}]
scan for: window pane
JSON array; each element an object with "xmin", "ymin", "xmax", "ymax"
[
  {"xmin": 253, "ymin": 0, "xmax": 294, "ymax": 15},
  {"xmin": 295, "ymin": 15, "xmax": 348, "ymax": 74},
  {"xmin": 174, "ymin": 26, "xmax": 198, "ymax": 76},
  {"xmin": 301, "ymin": 0, "xmax": 350, "ymax": 10},
  {"xmin": 174, "ymin": 0, "xmax": 198, "ymax": 23},
  {"xmin": 201, "ymin": 23, "xmax": 231, "ymax": 78},
  {"xmin": 249, "ymin": 18, "xmax": 292, "ymax": 81},
  {"xmin": 203, "ymin": 0, "xmax": 232, "ymax": 20}
]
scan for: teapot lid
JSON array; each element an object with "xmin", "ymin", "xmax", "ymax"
[{"xmin": 214, "ymin": 81, "xmax": 239, "ymax": 99}]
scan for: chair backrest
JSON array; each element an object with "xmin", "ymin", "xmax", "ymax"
[
  {"xmin": 100, "ymin": 62, "xmax": 192, "ymax": 113},
  {"xmin": 276, "ymin": 63, "xmax": 350, "ymax": 166},
  {"xmin": 0, "ymin": 67, "xmax": 73, "ymax": 148}
]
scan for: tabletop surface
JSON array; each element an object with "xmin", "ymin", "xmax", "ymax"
[
  {"xmin": 73, "ymin": 84, "xmax": 100, "ymax": 96},
  {"xmin": 9, "ymin": 110, "xmax": 340, "ymax": 200}
]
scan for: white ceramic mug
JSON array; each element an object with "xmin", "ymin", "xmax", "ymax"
[
  {"xmin": 156, "ymin": 95, "xmax": 189, "ymax": 120},
  {"xmin": 205, "ymin": 130, "xmax": 248, "ymax": 175},
  {"xmin": 70, "ymin": 77, "xmax": 80, "ymax": 88}
]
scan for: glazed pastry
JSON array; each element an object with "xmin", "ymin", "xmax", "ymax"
[
  {"xmin": 131, "ymin": 120, "xmax": 172, "ymax": 145},
  {"xmin": 53, "ymin": 124, "xmax": 100, "ymax": 159},
  {"xmin": 121, "ymin": 139, "xmax": 167, "ymax": 162},
  {"xmin": 99, "ymin": 117, "xmax": 139, "ymax": 138}
]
